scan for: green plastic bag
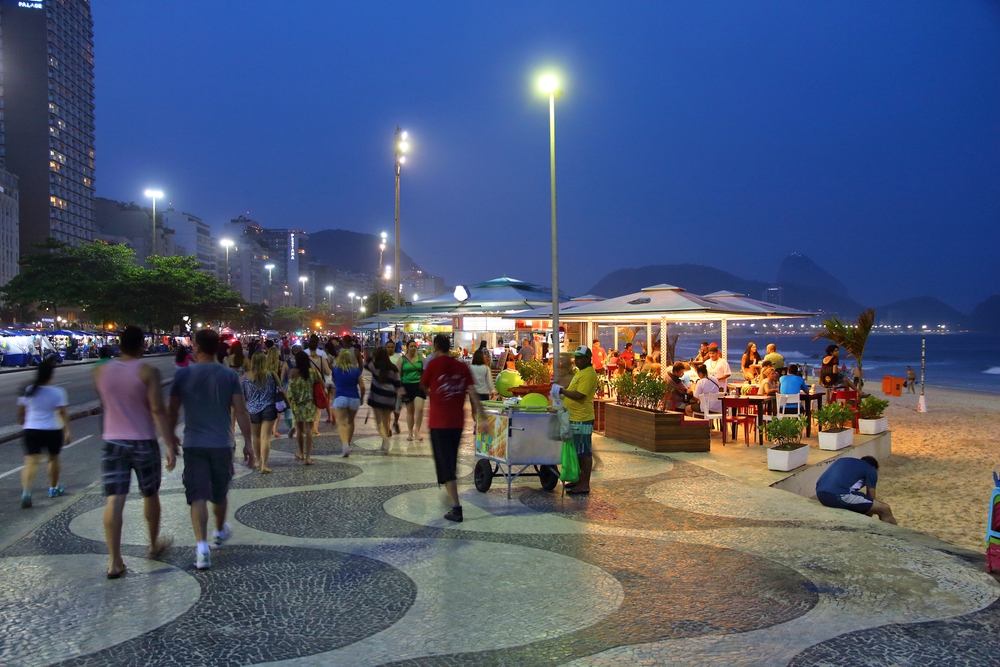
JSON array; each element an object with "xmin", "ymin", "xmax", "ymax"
[{"xmin": 559, "ymin": 440, "xmax": 580, "ymax": 483}]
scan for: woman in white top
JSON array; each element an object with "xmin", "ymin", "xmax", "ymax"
[
  {"xmin": 470, "ymin": 349, "xmax": 494, "ymax": 401},
  {"xmin": 17, "ymin": 358, "xmax": 70, "ymax": 508}
]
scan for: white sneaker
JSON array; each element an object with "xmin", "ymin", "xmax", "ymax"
[
  {"xmin": 212, "ymin": 522, "xmax": 232, "ymax": 549},
  {"xmin": 195, "ymin": 550, "xmax": 211, "ymax": 570},
  {"xmin": 342, "ymin": 443, "xmax": 350, "ymax": 457}
]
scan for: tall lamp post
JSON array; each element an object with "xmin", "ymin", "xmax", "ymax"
[
  {"xmin": 378, "ymin": 231, "xmax": 388, "ymax": 292},
  {"xmin": 144, "ymin": 189, "xmax": 164, "ymax": 258},
  {"xmin": 298, "ymin": 275, "xmax": 308, "ymax": 308},
  {"xmin": 220, "ymin": 238, "xmax": 234, "ymax": 286},
  {"xmin": 348, "ymin": 292, "xmax": 355, "ymax": 322},
  {"xmin": 394, "ymin": 128, "xmax": 409, "ymax": 335},
  {"xmin": 264, "ymin": 263, "xmax": 275, "ymax": 305},
  {"xmin": 538, "ymin": 74, "xmax": 563, "ymax": 366},
  {"xmin": 325, "ymin": 285, "xmax": 334, "ymax": 314}
]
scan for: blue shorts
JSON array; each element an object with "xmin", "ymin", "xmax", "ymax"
[
  {"xmin": 332, "ymin": 396, "xmax": 360, "ymax": 411},
  {"xmin": 571, "ymin": 420, "xmax": 594, "ymax": 458},
  {"xmin": 816, "ymin": 490, "xmax": 873, "ymax": 514}
]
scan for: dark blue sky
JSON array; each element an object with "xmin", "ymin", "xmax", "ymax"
[{"xmin": 93, "ymin": 1, "xmax": 1000, "ymax": 311}]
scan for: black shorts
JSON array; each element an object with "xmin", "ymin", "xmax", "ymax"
[
  {"xmin": 102, "ymin": 439, "xmax": 162, "ymax": 498},
  {"xmin": 23, "ymin": 429, "xmax": 63, "ymax": 457},
  {"xmin": 430, "ymin": 428, "xmax": 462, "ymax": 484},
  {"xmin": 401, "ymin": 383, "xmax": 426, "ymax": 404},
  {"xmin": 182, "ymin": 447, "xmax": 234, "ymax": 505},
  {"xmin": 250, "ymin": 404, "xmax": 277, "ymax": 424}
]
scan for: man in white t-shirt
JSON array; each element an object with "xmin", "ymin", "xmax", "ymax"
[
  {"xmin": 703, "ymin": 344, "xmax": 732, "ymax": 391},
  {"xmin": 686, "ymin": 365, "xmax": 723, "ymax": 417}
]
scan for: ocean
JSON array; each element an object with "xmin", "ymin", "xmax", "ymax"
[{"xmin": 665, "ymin": 333, "xmax": 1000, "ymax": 395}]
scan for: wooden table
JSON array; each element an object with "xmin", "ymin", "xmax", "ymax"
[{"xmin": 728, "ymin": 392, "xmax": 824, "ymax": 445}]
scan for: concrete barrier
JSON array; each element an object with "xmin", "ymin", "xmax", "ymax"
[{"xmin": 771, "ymin": 431, "xmax": 892, "ymax": 498}]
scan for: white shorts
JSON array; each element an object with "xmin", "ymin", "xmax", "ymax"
[{"xmin": 332, "ymin": 396, "xmax": 361, "ymax": 411}]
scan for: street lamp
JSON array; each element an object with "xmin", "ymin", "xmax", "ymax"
[
  {"xmin": 264, "ymin": 263, "xmax": 275, "ymax": 284},
  {"xmin": 299, "ymin": 275, "xmax": 308, "ymax": 307},
  {"xmin": 325, "ymin": 285, "xmax": 333, "ymax": 313},
  {"xmin": 394, "ymin": 127, "xmax": 409, "ymax": 325},
  {"xmin": 220, "ymin": 238, "xmax": 234, "ymax": 285},
  {"xmin": 348, "ymin": 292, "xmax": 355, "ymax": 320},
  {"xmin": 538, "ymin": 73, "xmax": 563, "ymax": 366},
  {"xmin": 144, "ymin": 189, "xmax": 164, "ymax": 258},
  {"xmin": 378, "ymin": 231, "xmax": 388, "ymax": 292}
]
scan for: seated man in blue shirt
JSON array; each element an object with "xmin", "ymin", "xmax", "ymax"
[
  {"xmin": 815, "ymin": 456, "xmax": 896, "ymax": 524},
  {"xmin": 777, "ymin": 364, "xmax": 809, "ymax": 413}
]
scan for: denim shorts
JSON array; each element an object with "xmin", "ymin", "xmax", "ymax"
[{"xmin": 332, "ymin": 396, "xmax": 361, "ymax": 411}]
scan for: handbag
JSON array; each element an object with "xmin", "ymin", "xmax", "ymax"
[
  {"xmin": 547, "ymin": 407, "xmax": 572, "ymax": 441},
  {"xmin": 559, "ymin": 441, "xmax": 580, "ymax": 483},
  {"xmin": 272, "ymin": 372, "xmax": 289, "ymax": 413},
  {"xmin": 309, "ymin": 360, "xmax": 330, "ymax": 410}
]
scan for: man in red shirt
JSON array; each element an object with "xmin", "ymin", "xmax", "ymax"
[
  {"xmin": 420, "ymin": 334, "xmax": 487, "ymax": 522},
  {"xmin": 591, "ymin": 339, "xmax": 606, "ymax": 374}
]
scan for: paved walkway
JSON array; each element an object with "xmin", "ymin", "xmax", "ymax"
[{"xmin": 1, "ymin": 411, "xmax": 997, "ymax": 666}]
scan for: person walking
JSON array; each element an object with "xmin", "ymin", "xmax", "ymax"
[
  {"xmin": 366, "ymin": 347, "xmax": 401, "ymax": 453},
  {"xmin": 266, "ymin": 346, "xmax": 287, "ymax": 438},
  {"xmin": 167, "ymin": 328, "xmax": 253, "ymax": 571},
  {"xmin": 17, "ymin": 358, "xmax": 69, "ymax": 509},
  {"xmin": 387, "ymin": 340, "xmax": 403, "ymax": 435},
  {"xmin": 307, "ymin": 336, "xmax": 331, "ymax": 436},
  {"xmin": 470, "ymin": 349, "xmax": 494, "ymax": 401},
  {"xmin": 332, "ymin": 350, "xmax": 365, "ymax": 457},
  {"xmin": 906, "ymin": 365, "xmax": 917, "ymax": 393},
  {"xmin": 420, "ymin": 334, "xmax": 486, "ymax": 522},
  {"xmin": 287, "ymin": 350, "xmax": 321, "ymax": 465},
  {"xmin": 397, "ymin": 340, "xmax": 426, "ymax": 441},
  {"xmin": 243, "ymin": 351, "xmax": 279, "ymax": 473},
  {"xmin": 324, "ymin": 339, "xmax": 340, "ymax": 426},
  {"xmin": 95, "ymin": 325, "xmax": 174, "ymax": 578}
]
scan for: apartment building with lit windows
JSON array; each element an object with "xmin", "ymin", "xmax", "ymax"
[{"xmin": 0, "ymin": 0, "xmax": 96, "ymax": 255}]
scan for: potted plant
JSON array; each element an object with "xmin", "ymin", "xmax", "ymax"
[
  {"xmin": 764, "ymin": 416, "xmax": 809, "ymax": 471},
  {"xmin": 511, "ymin": 359, "xmax": 552, "ymax": 396},
  {"xmin": 605, "ymin": 371, "xmax": 710, "ymax": 452},
  {"xmin": 814, "ymin": 402, "xmax": 855, "ymax": 450},
  {"xmin": 857, "ymin": 396, "xmax": 889, "ymax": 435}
]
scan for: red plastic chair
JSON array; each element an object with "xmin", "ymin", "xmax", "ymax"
[
  {"xmin": 832, "ymin": 389, "xmax": 860, "ymax": 432},
  {"xmin": 722, "ymin": 397, "xmax": 757, "ymax": 446}
]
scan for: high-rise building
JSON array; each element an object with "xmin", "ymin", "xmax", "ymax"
[
  {"xmin": 227, "ymin": 216, "xmax": 309, "ymax": 307},
  {"xmin": 0, "ymin": 0, "xmax": 96, "ymax": 254},
  {"xmin": 0, "ymin": 168, "xmax": 19, "ymax": 287},
  {"xmin": 162, "ymin": 207, "xmax": 215, "ymax": 273}
]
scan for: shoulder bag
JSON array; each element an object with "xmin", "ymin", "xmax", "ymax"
[{"xmin": 309, "ymin": 360, "xmax": 330, "ymax": 409}]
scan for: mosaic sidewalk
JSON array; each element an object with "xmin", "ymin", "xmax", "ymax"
[{"xmin": 1, "ymin": 414, "xmax": 997, "ymax": 667}]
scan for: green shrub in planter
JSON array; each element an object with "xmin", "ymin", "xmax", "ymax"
[
  {"xmin": 857, "ymin": 396, "xmax": 889, "ymax": 420},
  {"xmin": 611, "ymin": 371, "xmax": 667, "ymax": 412},
  {"xmin": 514, "ymin": 359, "xmax": 550, "ymax": 385},
  {"xmin": 813, "ymin": 403, "xmax": 855, "ymax": 431},
  {"xmin": 764, "ymin": 416, "xmax": 807, "ymax": 450}
]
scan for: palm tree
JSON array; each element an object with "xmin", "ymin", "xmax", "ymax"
[{"xmin": 812, "ymin": 308, "xmax": 875, "ymax": 381}]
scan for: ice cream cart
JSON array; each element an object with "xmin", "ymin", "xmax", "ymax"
[{"xmin": 474, "ymin": 403, "xmax": 562, "ymax": 499}]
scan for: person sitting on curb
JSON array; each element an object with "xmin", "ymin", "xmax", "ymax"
[{"xmin": 815, "ymin": 456, "xmax": 896, "ymax": 524}]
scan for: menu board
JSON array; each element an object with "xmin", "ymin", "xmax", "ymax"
[{"xmin": 475, "ymin": 412, "xmax": 508, "ymax": 460}]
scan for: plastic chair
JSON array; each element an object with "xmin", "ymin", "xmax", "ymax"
[
  {"xmin": 722, "ymin": 397, "xmax": 757, "ymax": 446},
  {"xmin": 987, "ymin": 472, "xmax": 1000, "ymax": 574},
  {"xmin": 833, "ymin": 389, "xmax": 860, "ymax": 432},
  {"xmin": 699, "ymin": 392, "xmax": 725, "ymax": 432}
]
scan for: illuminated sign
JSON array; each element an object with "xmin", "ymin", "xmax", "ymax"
[
  {"xmin": 15, "ymin": 1, "xmax": 44, "ymax": 8},
  {"xmin": 460, "ymin": 317, "xmax": 514, "ymax": 332},
  {"xmin": 289, "ymin": 233, "xmax": 295, "ymax": 260}
]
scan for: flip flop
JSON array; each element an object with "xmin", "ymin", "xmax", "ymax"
[
  {"xmin": 107, "ymin": 565, "xmax": 127, "ymax": 580},
  {"xmin": 567, "ymin": 488, "xmax": 590, "ymax": 495},
  {"xmin": 305, "ymin": 460, "xmax": 315, "ymax": 466},
  {"xmin": 148, "ymin": 536, "xmax": 173, "ymax": 560}
]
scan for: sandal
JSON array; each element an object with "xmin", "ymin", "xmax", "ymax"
[
  {"xmin": 305, "ymin": 459, "xmax": 315, "ymax": 466},
  {"xmin": 107, "ymin": 565, "xmax": 127, "ymax": 580},
  {"xmin": 148, "ymin": 536, "xmax": 173, "ymax": 560}
]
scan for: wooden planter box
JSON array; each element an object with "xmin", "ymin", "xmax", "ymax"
[{"xmin": 605, "ymin": 403, "xmax": 710, "ymax": 452}]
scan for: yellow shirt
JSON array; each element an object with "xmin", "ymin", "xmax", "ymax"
[{"xmin": 564, "ymin": 365, "xmax": 597, "ymax": 422}]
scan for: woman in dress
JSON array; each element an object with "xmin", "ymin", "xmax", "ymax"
[
  {"xmin": 228, "ymin": 341, "xmax": 248, "ymax": 375},
  {"xmin": 243, "ymin": 352, "xmax": 279, "ymax": 473},
  {"xmin": 307, "ymin": 336, "xmax": 331, "ymax": 435},
  {"xmin": 741, "ymin": 342, "xmax": 761, "ymax": 375},
  {"xmin": 470, "ymin": 349, "xmax": 494, "ymax": 402},
  {"xmin": 332, "ymin": 349, "xmax": 365, "ymax": 457},
  {"xmin": 366, "ymin": 347, "xmax": 401, "ymax": 453},
  {"xmin": 287, "ymin": 350, "xmax": 320, "ymax": 465},
  {"xmin": 265, "ymin": 346, "xmax": 286, "ymax": 439},
  {"xmin": 396, "ymin": 340, "xmax": 426, "ymax": 441},
  {"xmin": 17, "ymin": 358, "xmax": 69, "ymax": 508}
]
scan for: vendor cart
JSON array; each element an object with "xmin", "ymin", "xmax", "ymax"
[{"xmin": 474, "ymin": 404, "xmax": 562, "ymax": 499}]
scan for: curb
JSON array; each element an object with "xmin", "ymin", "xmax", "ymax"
[
  {"xmin": 0, "ymin": 378, "xmax": 172, "ymax": 445},
  {"xmin": 0, "ymin": 352, "xmax": 172, "ymax": 375}
]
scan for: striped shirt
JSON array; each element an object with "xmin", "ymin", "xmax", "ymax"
[{"xmin": 366, "ymin": 361, "xmax": 400, "ymax": 409}]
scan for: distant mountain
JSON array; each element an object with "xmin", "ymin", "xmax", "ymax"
[
  {"xmin": 875, "ymin": 297, "xmax": 966, "ymax": 328},
  {"xmin": 305, "ymin": 229, "xmax": 421, "ymax": 275},
  {"xmin": 970, "ymin": 295, "xmax": 1000, "ymax": 332},
  {"xmin": 588, "ymin": 264, "xmax": 769, "ymax": 299},
  {"xmin": 775, "ymin": 253, "xmax": 850, "ymax": 297}
]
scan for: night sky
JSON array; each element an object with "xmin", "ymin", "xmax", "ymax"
[{"xmin": 92, "ymin": 1, "xmax": 1000, "ymax": 311}]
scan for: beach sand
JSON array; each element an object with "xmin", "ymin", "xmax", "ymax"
[{"xmin": 878, "ymin": 385, "xmax": 999, "ymax": 552}]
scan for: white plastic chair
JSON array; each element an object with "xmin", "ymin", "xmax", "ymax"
[{"xmin": 699, "ymin": 392, "xmax": 725, "ymax": 431}]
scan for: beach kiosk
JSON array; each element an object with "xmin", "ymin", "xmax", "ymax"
[{"xmin": 474, "ymin": 401, "xmax": 562, "ymax": 499}]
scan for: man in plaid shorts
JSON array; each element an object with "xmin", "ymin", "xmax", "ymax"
[
  {"xmin": 94, "ymin": 326, "xmax": 175, "ymax": 579},
  {"xmin": 553, "ymin": 346, "xmax": 599, "ymax": 495}
]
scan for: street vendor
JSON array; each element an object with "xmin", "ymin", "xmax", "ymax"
[{"xmin": 552, "ymin": 346, "xmax": 598, "ymax": 495}]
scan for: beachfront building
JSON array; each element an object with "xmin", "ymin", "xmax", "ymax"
[{"xmin": 0, "ymin": 168, "xmax": 20, "ymax": 288}]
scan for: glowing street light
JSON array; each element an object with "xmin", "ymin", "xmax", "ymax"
[
  {"xmin": 298, "ymin": 275, "xmax": 308, "ymax": 306},
  {"xmin": 220, "ymin": 238, "xmax": 234, "ymax": 285},
  {"xmin": 394, "ymin": 127, "xmax": 410, "ymax": 329},
  {"xmin": 144, "ymin": 189, "xmax": 164, "ymax": 258},
  {"xmin": 264, "ymin": 263, "xmax": 275, "ymax": 284},
  {"xmin": 537, "ymin": 72, "xmax": 563, "ymax": 366}
]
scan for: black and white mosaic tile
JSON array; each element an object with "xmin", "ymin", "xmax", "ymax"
[{"xmin": 230, "ymin": 459, "xmax": 363, "ymax": 488}]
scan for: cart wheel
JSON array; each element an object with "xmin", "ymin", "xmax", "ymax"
[
  {"xmin": 538, "ymin": 465, "xmax": 559, "ymax": 491},
  {"xmin": 474, "ymin": 459, "xmax": 493, "ymax": 492}
]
